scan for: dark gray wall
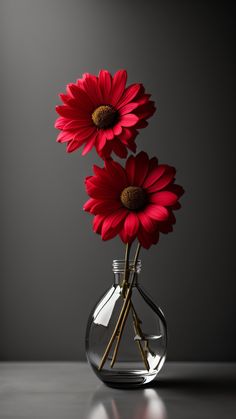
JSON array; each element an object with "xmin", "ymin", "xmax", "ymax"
[{"xmin": 1, "ymin": 0, "xmax": 235, "ymax": 361}]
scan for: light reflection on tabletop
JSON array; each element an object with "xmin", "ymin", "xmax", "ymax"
[{"xmin": 86, "ymin": 386, "xmax": 167, "ymax": 419}]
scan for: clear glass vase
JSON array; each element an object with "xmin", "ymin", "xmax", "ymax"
[{"xmin": 85, "ymin": 259, "xmax": 167, "ymax": 388}]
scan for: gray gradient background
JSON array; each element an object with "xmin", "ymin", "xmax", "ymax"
[{"xmin": 0, "ymin": 0, "xmax": 235, "ymax": 361}]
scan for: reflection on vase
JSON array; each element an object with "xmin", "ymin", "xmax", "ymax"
[{"xmin": 86, "ymin": 386, "xmax": 167, "ymax": 419}]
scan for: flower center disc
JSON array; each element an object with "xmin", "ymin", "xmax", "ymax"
[
  {"xmin": 121, "ymin": 186, "xmax": 147, "ymax": 210},
  {"xmin": 92, "ymin": 105, "xmax": 117, "ymax": 129}
]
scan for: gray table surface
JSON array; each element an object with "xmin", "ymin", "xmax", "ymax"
[{"xmin": 0, "ymin": 362, "xmax": 235, "ymax": 419}]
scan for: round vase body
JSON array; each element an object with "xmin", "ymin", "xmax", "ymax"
[{"xmin": 85, "ymin": 260, "xmax": 167, "ymax": 388}]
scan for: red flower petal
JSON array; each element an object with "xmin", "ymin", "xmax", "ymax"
[
  {"xmin": 92, "ymin": 168, "xmax": 113, "ymax": 185},
  {"xmin": 112, "ymin": 139, "xmax": 128, "ymax": 158},
  {"xmin": 104, "ymin": 128, "xmax": 114, "ymax": 141},
  {"xmin": 135, "ymin": 120, "xmax": 148, "ymax": 129},
  {"xmin": 55, "ymin": 117, "xmax": 68, "ymax": 129},
  {"xmin": 125, "ymin": 155, "xmax": 136, "ymax": 184},
  {"xmin": 168, "ymin": 184, "xmax": 185, "ymax": 198},
  {"xmin": 97, "ymin": 141, "xmax": 112, "ymax": 159},
  {"xmin": 59, "ymin": 93, "xmax": 73, "ymax": 105},
  {"xmin": 143, "ymin": 164, "xmax": 168, "ymax": 189},
  {"xmin": 59, "ymin": 94, "xmax": 88, "ymax": 113},
  {"xmin": 120, "ymin": 114, "xmax": 139, "ymax": 127},
  {"xmin": 146, "ymin": 156, "xmax": 158, "ymax": 172},
  {"xmin": 74, "ymin": 131, "xmax": 93, "ymax": 146},
  {"xmin": 98, "ymin": 70, "xmax": 112, "ymax": 103},
  {"xmin": 149, "ymin": 229, "xmax": 160, "ymax": 245},
  {"xmin": 66, "ymin": 139, "xmax": 81, "ymax": 153},
  {"xmin": 144, "ymin": 204, "xmax": 169, "ymax": 221},
  {"xmin": 119, "ymin": 102, "xmax": 139, "ymax": 116},
  {"xmin": 147, "ymin": 167, "xmax": 176, "ymax": 193},
  {"xmin": 72, "ymin": 130, "xmax": 94, "ymax": 144},
  {"xmin": 86, "ymin": 175, "xmax": 118, "ymax": 193},
  {"xmin": 90, "ymin": 199, "xmax": 122, "ymax": 215},
  {"xmin": 137, "ymin": 228, "xmax": 152, "ymax": 249},
  {"xmin": 55, "ymin": 105, "xmax": 83, "ymax": 119},
  {"xmin": 138, "ymin": 226, "xmax": 159, "ymax": 249},
  {"xmin": 80, "ymin": 73, "xmax": 101, "ymax": 106},
  {"xmin": 96, "ymin": 131, "xmax": 107, "ymax": 151},
  {"xmin": 117, "ymin": 83, "xmax": 141, "ymax": 109},
  {"xmin": 83, "ymin": 198, "xmax": 96, "ymax": 212},
  {"xmin": 119, "ymin": 127, "xmax": 136, "ymax": 144},
  {"xmin": 101, "ymin": 209, "xmax": 127, "ymax": 240},
  {"xmin": 85, "ymin": 179, "xmax": 118, "ymax": 200},
  {"xmin": 124, "ymin": 212, "xmax": 139, "ymax": 240},
  {"xmin": 111, "ymin": 69, "xmax": 127, "ymax": 106},
  {"xmin": 56, "ymin": 130, "xmax": 73, "ymax": 143},
  {"xmin": 102, "ymin": 224, "xmax": 122, "ymax": 241},
  {"xmin": 93, "ymin": 214, "xmax": 105, "ymax": 233},
  {"xmin": 158, "ymin": 212, "xmax": 176, "ymax": 234},
  {"xmin": 133, "ymin": 151, "xmax": 150, "ymax": 186},
  {"xmin": 135, "ymin": 102, "xmax": 156, "ymax": 119},
  {"xmin": 135, "ymin": 93, "xmax": 151, "ymax": 106},
  {"xmin": 82, "ymin": 135, "xmax": 96, "ymax": 156},
  {"xmin": 104, "ymin": 160, "xmax": 127, "ymax": 188},
  {"xmin": 149, "ymin": 191, "xmax": 178, "ymax": 206},
  {"xmin": 109, "ymin": 209, "xmax": 128, "ymax": 229},
  {"xmin": 137, "ymin": 211, "xmax": 157, "ymax": 233},
  {"xmin": 119, "ymin": 227, "xmax": 127, "ymax": 244},
  {"xmin": 92, "ymin": 164, "xmax": 105, "ymax": 177},
  {"xmin": 127, "ymin": 140, "xmax": 137, "ymax": 152},
  {"xmin": 113, "ymin": 124, "xmax": 122, "ymax": 136},
  {"xmin": 63, "ymin": 120, "xmax": 93, "ymax": 130},
  {"xmin": 67, "ymin": 84, "xmax": 94, "ymax": 111}
]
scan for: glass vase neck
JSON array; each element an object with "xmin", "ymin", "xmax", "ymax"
[{"xmin": 112, "ymin": 259, "xmax": 141, "ymax": 286}]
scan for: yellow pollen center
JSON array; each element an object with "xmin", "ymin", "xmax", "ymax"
[
  {"xmin": 92, "ymin": 105, "xmax": 118, "ymax": 129},
  {"xmin": 120, "ymin": 186, "xmax": 147, "ymax": 210}
]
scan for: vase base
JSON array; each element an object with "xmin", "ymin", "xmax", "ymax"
[{"xmin": 94, "ymin": 368, "xmax": 158, "ymax": 389}]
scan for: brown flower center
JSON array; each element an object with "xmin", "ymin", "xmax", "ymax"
[
  {"xmin": 120, "ymin": 186, "xmax": 147, "ymax": 210},
  {"xmin": 92, "ymin": 105, "xmax": 118, "ymax": 129}
]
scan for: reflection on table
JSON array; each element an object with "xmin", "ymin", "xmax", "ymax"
[{"xmin": 87, "ymin": 386, "xmax": 167, "ymax": 419}]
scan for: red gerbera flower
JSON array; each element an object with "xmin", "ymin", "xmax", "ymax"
[
  {"xmin": 55, "ymin": 70, "xmax": 156, "ymax": 159},
  {"xmin": 84, "ymin": 152, "xmax": 184, "ymax": 249}
]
